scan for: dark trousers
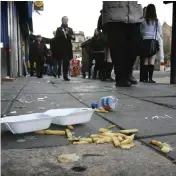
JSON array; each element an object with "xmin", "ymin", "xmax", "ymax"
[
  {"xmin": 93, "ymin": 53, "xmax": 104, "ymax": 79},
  {"xmin": 30, "ymin": 61, "xmax": 34, "ymax": 76},
  {"xmin": 58, "ymin": 59, "xmax": 69, "ymax": 77},
  {"xmin": 105, "ymin": 62, "xmax": 113, "ymax": 79},
  {"xmin": 105, "ymin": 22, "xmax": 141, "ymax": 82},
  {"xmin": 140, "ymin": 57, "xmax": 144, "ymax": 81},
  {"xmin": 36, "ymin": 59, "xmax": 44, "ymax": 77}
]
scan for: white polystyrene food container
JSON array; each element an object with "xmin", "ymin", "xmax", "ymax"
[
  {"xmin": 45, "ymin": 108, "xmax": 94, "ymax": 126},
  {"xmin": 0, "ymin": 113, "xmax": 52, "ymax": 134}
]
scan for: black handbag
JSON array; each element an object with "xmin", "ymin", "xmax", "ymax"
[{"xmin": 140, "ymin": 20, "xmax": 159, "ymax": 57}]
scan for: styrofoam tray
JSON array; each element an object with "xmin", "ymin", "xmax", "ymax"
[
  {"xmin": 0, "ymin": 113, "xmax": 52, "ymax": 134},
  {"xmin": 45, "ymin": 108, "xmax": 94, "ymax": 125}
]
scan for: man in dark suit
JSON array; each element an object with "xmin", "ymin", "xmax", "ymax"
[
  {"xmin": 55, "ymin": 16, "xmax": 75, "ymax": 81},
  {"xmin": 29, "ymin": 35, "xmax": 48, "ymax": 78}
]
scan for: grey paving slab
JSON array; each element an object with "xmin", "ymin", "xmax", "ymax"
[
  {"xmin": 71, "ymin": 92, "xmax": 129, "ymax": 107},
  {"xmin": 141, "ymin": 135, "xmax": 176, "ymax": 161},
  {"xmin": 1, "ymin": 84, "xmax": 24, "ymax": 90},
  {"xmin": 117, "ymin": 83, "xmax": 176, "ymax": 98},
  {"xmin": 1, "ymin": 92, "xmax": 18, "ymax": 101},
  {"xmin": 142, "ymin": 97, "xmax": 176, "ymax": 109},
  {"xmin": 1, "ymin": 114, "xmax": 114, "ymax": 149},
  {"xmin": 75, "ymin": 93, "xmax": 176, "ymax": 137},
  {"xmin": 2, "ymin": 142, "xmax": 176, "ymax": 176},
  {"xmin": 1, "ymin": 101, "xmax": 12, "ymax": 115},
  {"xmin": 7, "ymin": 93, "xmax": 87, "ymax": 116},
  {"xmin": 21, "ymin": 84, "xmax": 65, "ymax": 94}
]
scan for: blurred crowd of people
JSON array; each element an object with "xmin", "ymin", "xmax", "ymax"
[{"xmin": 29, "ymin": 2, "xmax": 164, "ymax": 87}]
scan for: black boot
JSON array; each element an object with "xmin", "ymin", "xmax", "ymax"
[
  {"xmin": 143, "ymin": 65, "xmax": 149, "ymax": 82},
  {"xmin": 148, "ymin": 65, "xmax": 156, "ymax": 83},
  {"xmin": 63, "ymin": 75, "xmax": 70, "ymax": 81}
]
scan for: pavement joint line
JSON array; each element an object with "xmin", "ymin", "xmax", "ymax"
[
  {"xmin": 117, "ymin": 92, "xmax": 176, "ymax": 110},
  {"xmin": 138, "ymin": 98, "xmax": 176, "ymax": 110},
  {"xmin": 1, "ymin": 81, "xmax": 28, "ymax": 117},
  {"xmin": 136, "ymin": 133, "xmax": 176, "ymax": 140},
  {"xmin": 137, "ymin": 138, "xmax": 176, "ymax": 163}
]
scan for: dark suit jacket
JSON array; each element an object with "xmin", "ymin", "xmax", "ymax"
[{"xmin": 55, "ymin": 26, "xmax": 75, "ymax": 60}]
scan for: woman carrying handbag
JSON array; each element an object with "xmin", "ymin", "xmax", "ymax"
[{"xmin": 140, "ymin": 4, "xmax": 162, "ymax": 83}]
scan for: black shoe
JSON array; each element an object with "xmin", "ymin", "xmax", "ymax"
[
  {"xmin": 115, "ymin": 80, "xmax": 132, "ymax": 87},
  {"xmin": 128, "ymin": 76, "xmax": 138, "ymax": 85},
  {"xmin": 64, "ymin": 76, "xmax": 70, "ymax": 81},
  {"xmin": 149, "ymin": 79, "xmax": 156, "ymax": 83}
]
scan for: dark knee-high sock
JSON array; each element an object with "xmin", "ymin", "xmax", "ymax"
[
  {"xmin": 148, "ymin": 65, "xmax": 154, "ymax": 81},
  {"xmin": 143, "ymin": 65, "xmax": 149, "ymax": 81}
]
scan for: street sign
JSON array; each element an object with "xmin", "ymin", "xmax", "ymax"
[{"xmin": 34, "ymin": 1, "xmax": 44, "ymax": 11}]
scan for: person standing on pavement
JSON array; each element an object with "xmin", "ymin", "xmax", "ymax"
[
  {"xmin": 97, "ymin": 9, "xmax": 114, "ymax": 82},
  {"xmin": 90, "ymin": 29, "xmax": 106, "ymax": 80},
  {"xmin": 141, "ymin": 4, "xmax": 162, "ymax": 83},
  {"xmin": 55, "ymin": 16, "xmax": 75, "ymax": 81},
  {"xmin": 140, "ymin": 7, "xmax": 147, "ymax": 82},
  {"xmin": 50, "ymin": 31, "xmax": 60, "ymax": 78},
  {"xmin": 29, "ymin": 35, "xmax": 48, "ymax": 78},
  {"xmin": 102, "ymin": 1, "xmax": 143, "ymax": 87}
]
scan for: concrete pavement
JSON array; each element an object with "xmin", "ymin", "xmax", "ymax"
[{"xmin": 1, "ymin": 75, "xmax": 176, "ymax": 176}]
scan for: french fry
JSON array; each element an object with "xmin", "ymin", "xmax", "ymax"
[
  {"xmin": 35, "ymin": 130, "xmax": 45, "ymax": 134},
  {"xmin": 94, "ymin": 109, "xmax": 108, "ymax": 113},
  {"xmin": 108, "ymin": 125, "xmax": 116, "ymax": 129},
  {"xmin": 121, "ymin": 134, "xmax": 135, "ymax": 145},
  {"xmin": 115, "ymin": 133, "xmax": 127, "ymax": 138},
  {"xmin": 68, "ymin": 137, "xmax": 80, "ymax": 141},
  {"xmin": 117, "ymin": 136, "xmax": 123, "ymax": 142},
  {"xmin": 92, "ymin": 138, "xmax": 99, "ymax": 142},
  {"xmin": 66, "ymin": 129, "xmax": 72, "ymax": 138},
  {"xmin": 90, "ymin": 134, "xmax": 105, "ymax": 139},
  {"xmin": 112, "ymin": 137, "xmax": 120, "ymax": 147},
  {"xmin": 99, "ymin": 128, "xmax": 109, "ymax": 133},
  {"xmin": 120, "ymin": 143, "xmax": 135, "ymax": 149},
  {"xmin": 44, "ymin": 130, "xmax": 65, "ymax": 135},
  {"xmin": 73, "ymin": 141, "xmax": 89, "ymax": 144},
  {"xmin": 120, "ymin": 129, "xmax": 138, "ymax": 134},
  {"xmin": 67, "ymin": 125, "xmax": 74, "ymax": 130},
  {"xmin": 79, "ymin": 138, "xmax": 93, "ymax": 143},
  {"xmin": 102, "ymin": 132, "xmax": 116, "ymax": 137},
  {"xmin": 96, "ymin": 137, "xmax": 112, "ymax": 144}
]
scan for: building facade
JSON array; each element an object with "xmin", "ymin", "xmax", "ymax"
[
  {"xmin": 1, "ymin": 1, "xmax": 33, "ymax": 78},
  {"xmin": 72, "ymin": 31, "xmax": 85, "ymax": 59},
  {"xmin": 162, "ymin": 22, "xmax": 172, "ymax": 55}
]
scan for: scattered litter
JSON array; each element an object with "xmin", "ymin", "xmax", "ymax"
[
  {"xmin": 152, "ymin": 114, "xmax": 172, "ymax": 120},
  {"xmin": 38, "ymin": 107, "xmax": 45, "ymax": 110},
  {"xmin": 46, "ymin": 81, "xmax": 50, "ymax": 83},
  {"xmin": 152, "ymin": 116, "xmax": 159, "ymax": 120},
  {"xmin": 3, "ymin": 115, "xmax": 6, "ymax": 117},
  {"xmin": 108, "ymin": 125, "xmax": 116, "ymax": 129},
  {"xmin": 58, "ymin": 153, "xmax": 80, "ymax": 163},
  {"xmin": 10, "ymin": 111, "xmax": 17, "ymax": 114},
  {"xmin": 145, "ymin": 117, "xmax": 148, "ymax": 120},
  {"xmin": 50, "ymin": 102, "xmax": 55, "ymax": 105},
  {"xmin": 27, "ymin": 111, "xmax": 33, "ymax": 114},
  {"xmin": 150, "ymin": 140, "xmax": 172, "ymax": 153},
  {"xmin": 99, "ymin": 128, "xmax": 109, "ymax": 133},
  {"xmin": 66, "ymin": 129, "xmax": 72, "ymax": 138},
  {"xmin": 24, "ymin": 136, "xmax": 37, "ymax": 140},
  {"xmin": 17, "ymin": 139, "xmax": 26, "ymax": 143},
  {"xmin": 120, "ymin": 129, "xmax": 138, "ymax": 134},
  {"xmin": 35, "ymin": 130, "xmax": 65, "ymax": 135},
  {"xmin": 37, "ymin": 96, "xmax": 47, "ymax": 102},
  {"xmin": 164, "ymin": 114, "xmax": 172, "ymax": 119},
  {"xmin": 91, "ymin": 96, "xmax": 118, "ymax": 111},
  {"xmin": 94, "ymin": 109, "xmax": 108, "ymax": 113}
]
